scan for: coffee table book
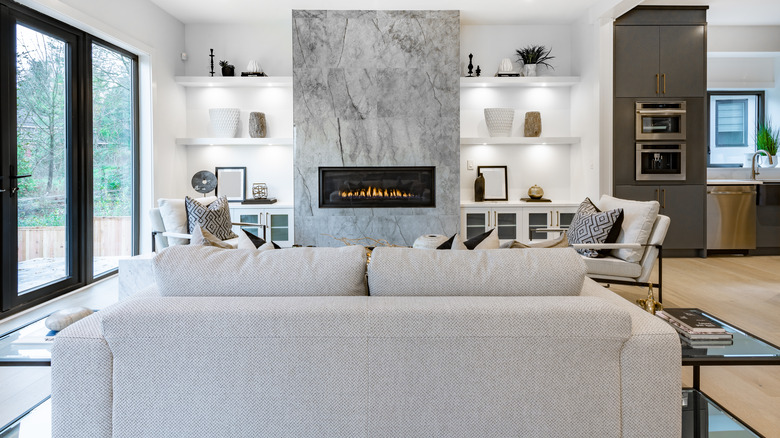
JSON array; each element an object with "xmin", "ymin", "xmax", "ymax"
[{"xmin": 657, "ymin": 309, "xmax": 728, "ymax": 333}]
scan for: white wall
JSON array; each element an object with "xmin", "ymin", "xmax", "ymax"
[
  {"xmin": 21, "ymin": 0, "xmax": 186, "ymax": 254},
  {"xmin": 184, "ymin": 23, "xmax": 293, "ymax": 76}
]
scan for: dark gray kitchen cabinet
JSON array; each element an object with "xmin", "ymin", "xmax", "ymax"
[
  {"xmin": 756, "ymin": 184, "xmax": 780, "ymax": 249},
  {"xmin": 615, "ymin": 25, "xmax": 705, "ymax": 98},
  {"xmin": 615, "ymin": 184, "xmax": 705, "ymax": 250}
]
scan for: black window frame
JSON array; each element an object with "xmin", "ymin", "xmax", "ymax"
[
  {"xmin": 706, "ymin": 90, "xmax": 765, "ymax": 168},
  {"xmin": 0, "ymin": 0, "xmax": 139, "ymax": 318}
]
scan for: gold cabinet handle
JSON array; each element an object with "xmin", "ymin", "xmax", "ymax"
[
  {"xmin": 549, "ymin": 211, "xmax": 553, "ymax": 227},
  {"xmin": 556, "ymin": 211, "xmax": 560, "ymax": 227},
  {"xmin": 487, "ymin": 211, "xmax": 491, "ymax": 228},
  {"xmin": 494, "ymin": 211, "xmax": 498, "ymax": 228},
  {"xmin": 656, "ymin": 74, "xmax": 659, "ymax": 94},
  {"xmin": 662, "ymin": 73, "xmax": 666, "ymax": 94},
  {"xmin": 662, "ymin": 189, "xmax": 666, "ymax": 209}
]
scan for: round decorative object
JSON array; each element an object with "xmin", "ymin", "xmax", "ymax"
[
  {"xmin": 484, "ymin": 108, "xmax": 515, "ymax": 137},
  {"xmin": 412, "ymin": 234, "xmax": 448, "ymax": 249},
  {"xmin": 209, "ymin": 108, "xmax": 241, "ymax": 137},
  {"xmin": 192, "ymin": 170, "xmax": 217, "ymax": 194},
  {"xmin": 499, "ymin": 58, "xmax": 514, "ymax": 73},
  {"xmin": 528, "ymin": 184, "xmax": 544, "ymax": 199},
  {"xmin": 45, "ymin": 307, "xmax": 94, "ymax": 331},
  {"xmin": 252, "ymin": 182, "xmax": 268, "ymax": 199},
  {"xmin": 249, "ymin": 112, "xmax": 267, "ymax": 138}
]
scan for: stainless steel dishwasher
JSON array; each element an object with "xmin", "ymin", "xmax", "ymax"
[{"xmin": 706, "ymin": 185, "xmax": 756, "ymax": 250}]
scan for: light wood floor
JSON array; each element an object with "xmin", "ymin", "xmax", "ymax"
[{"xmin": 609, "ymin": 255, "xmax": 780, "ymax": 438}]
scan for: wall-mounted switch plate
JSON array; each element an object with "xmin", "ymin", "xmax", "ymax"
[{"xmin": 467, "ymin": 160, "xmax": 474, "ymax": 170}]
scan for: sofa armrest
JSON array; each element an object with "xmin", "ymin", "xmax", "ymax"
[
  {"xmin": 51, "ymin": 314, "xmax": 112, "ymax": 438},
  {"xmin": 580, "ymin": 279, "xmax": 681, "ymax": 438}
]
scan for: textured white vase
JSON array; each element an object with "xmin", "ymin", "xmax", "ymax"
[
  {"xmin": 523, "ymin": 64, "xmax": 537, "ymax": 77},
  {"xmin": 209, "ymin": 108, "xmax": 241, "ymax": 138},
  {"xmin": 759, "ymin": 154, "xmax": 779, "ymax": 168},
  {"xmin": 484, "ymin": 108, "xmax": 515, "ymax": 137},
  {"xmin": 499, "ymin": 58, "xmax": 514, "ymax": 73}
]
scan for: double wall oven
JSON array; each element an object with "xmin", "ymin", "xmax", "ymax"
[{"xmin": 635, "ymin": 101, "xmax": 687, "ymax": 181}]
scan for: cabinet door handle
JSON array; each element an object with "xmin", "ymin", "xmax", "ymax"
[
  {"xmin": 549, "ymin": 211, "xmax": 553, "ymax": 227},
  {"xmin": 656, "ymin": 74, "xmax": 659, "ymax": 94},
  {"xmin": 487, "ymin": 211, "xmax": 491, "ymax": 228},
  {"xmin": 662, "ymin": 189, "xmax": 666, "ymax": 209},
  {"xmin": 494, "ymin": 211, "xmax": 498, "ymax": 228},
  {"xmin": 662, "ymin": 73, "xmax": 666, "ymax": 94},
  {"xmin": 556, "ymin": 211, "xmax": 560, "ymax": 227}
]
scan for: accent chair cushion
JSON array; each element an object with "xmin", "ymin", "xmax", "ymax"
[
  {"xmin": 190, "ymin": 224, "xmax": 234, "ymax": 249},
  {"xmin": 581, "ymin": 255, "xmax": 642, "ymax": 279},
  {"xmin": 154, "ymin": 245, "xmax": 368, "ymax": 297},
  {"xmin": 567, "ymin": 198, "xmax": 624, "ymax": 258},
  {"xmin": 157, "ymin": 196, "xmax": 217, "ymax": 245},
  {"xmin": 368, "ymin": 247, "xmax": 586, "ymax": 296},
  {"xmin": 597, "ymin": 195, "xmax": 660, "ymax": 263},
  {"xmin": 185, "ymin": 196, "xmax": 238, "ymax": 241}
]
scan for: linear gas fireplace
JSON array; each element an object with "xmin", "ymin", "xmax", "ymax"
[{"xmin": 319, "ymin": 166, "xmax": 435, "ymax": 208}]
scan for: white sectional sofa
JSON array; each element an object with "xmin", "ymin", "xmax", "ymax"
[{"xmin": 52, "ymin": 246, "xmax": 681, "ymax": 438}]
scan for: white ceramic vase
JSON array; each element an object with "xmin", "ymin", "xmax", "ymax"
[
  {"xmin": 759, "ymin": 154, "xmax": 779, "ymax": 168},
  {"xmin": 523, "ymin": 64, "xmax": 537, "ymax": 77},
  {"xmin": 209, "ymin": 108, "xmax": 241, "ymax": 138},
  {"xmin": 412, "ymin": 234, "xmax": 448, "ymax": 249},
  {"xmin": 484, "ymin": 108, "xmax": 515, "ymax": 137}
]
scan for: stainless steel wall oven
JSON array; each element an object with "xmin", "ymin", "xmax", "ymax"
[
  {"xmin": 635, "ymin": 143, "xmax": 686, "ymax": 181},
  {"xmin": 635, "ymin": 101, "xmax": 686, "ymax": 141}
]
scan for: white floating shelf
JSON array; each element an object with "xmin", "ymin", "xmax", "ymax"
[
  {"xmin": 174, "ymin": 76, "xmax": 293, "ymax": 88},
  {"xmin": 461, "ymin": 137, "xmax": 580, "ymax": 145},
  {"xmin": 460, "ymin": 76, "xmax": 580, "ymax": 88},
  {"xmin": 175, "ymin": 138, "xmax": 293, "ymax": 146}
]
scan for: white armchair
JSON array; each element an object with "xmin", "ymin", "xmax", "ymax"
[{"xmin": 569, "ymin": 195, "xmax": 670, "ymax": 302}]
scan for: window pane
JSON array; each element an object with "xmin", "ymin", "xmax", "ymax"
[
  {"xmin": 708, "ymin": 93, "xmax": 760, "ymax": 166},
  {"xmin": 92, "ymin": 43, "xmax": 133, "ymax": 276},
  {"xmin": 715, "ymin": 99, "xmax": 747, "ymax": 147},
  {"xmin": 16, "ymin": 24, "xmax": 69, "ymax": 294}
]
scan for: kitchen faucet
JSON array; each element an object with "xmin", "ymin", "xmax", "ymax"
[{"xmin": 750, "ymin": 150, "xmax": 774, "ymax": 180}]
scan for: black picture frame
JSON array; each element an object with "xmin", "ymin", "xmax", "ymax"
[
  {"xmin": 477, "ymin": 165, "xmax": 508, "ymax": 201},
  {"xmin": 215, "ymin": 167, "xmax": 246, "ymax": 202}
]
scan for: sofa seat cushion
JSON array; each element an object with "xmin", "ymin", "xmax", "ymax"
[
  {"xmin": 581, "ymin": 255, "xmax": 642, "ymax": 279},
  {"xmin": 154, "ymin": 245, "xmax": 368, "ymax": 296},
  {"xmin": 368, "ymin": 247, "xmax": 586, "ymax": 296},
  {"xmin": 597, "ymin": 195, "xmax": 659, "ymax": 263}
]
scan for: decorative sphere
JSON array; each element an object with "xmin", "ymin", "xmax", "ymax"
[{"xmin": 528, "ymin": 184, "xmax": 544, "ymax": 199}]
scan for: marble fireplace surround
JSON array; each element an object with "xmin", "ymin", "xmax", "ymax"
[{"xmin": 292, "ymin": 10, "xmax": 460, "ymax": 247}]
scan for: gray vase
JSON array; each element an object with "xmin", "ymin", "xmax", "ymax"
[{"xmin": 249, "ymin": 112, "xmax": 267, "ymax": 138}]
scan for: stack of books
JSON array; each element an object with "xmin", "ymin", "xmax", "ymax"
[{"xmin": 656, "ymin": 308, "xmax": 733, "ymax": 347}]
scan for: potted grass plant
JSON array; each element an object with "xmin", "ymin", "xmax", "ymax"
[
  {"xmin": 515, "ymin": 45, "xmax": 554, "ymax": 77},
  {"xmin": 756, "ymin": 119, "xmax": 779, "ymax": 167}
]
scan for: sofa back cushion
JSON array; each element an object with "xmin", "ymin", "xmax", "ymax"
[
  {"xmin": 154, "ymin": 245, "xmax": 368, "ymax": 296},
  {"xmin": 368, "ymin": 247, "xmax": 586, "ymax": 296}
]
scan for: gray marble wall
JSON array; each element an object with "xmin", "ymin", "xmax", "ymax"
[{"xmin": 293, "ymin": 10, "xmax": 460, "ymax": 247}]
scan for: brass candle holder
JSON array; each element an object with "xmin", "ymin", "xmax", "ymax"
[{"xmin": 636, "ymin": 285, "xmax": 662, "ymax": 314}]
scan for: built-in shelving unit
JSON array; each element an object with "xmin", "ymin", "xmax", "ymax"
[
  {"xmin": 461, "ymin": 137, "xmax": 580, "ymax": 145},
  {"xmin": 174, "ymin": 76, "xmax": 293, "ymax": 88},
  {"xmin": 459, "ymin": 76, "xmax": 580, "ymax": 88},
  {"xmin": 175, "ymin": 137, "xmax": 293, "ymax": 146}
]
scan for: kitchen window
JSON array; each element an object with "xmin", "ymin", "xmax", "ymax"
[{"xmin": 707, "ymin": 91, "xmax": 764, "ymax": 167}]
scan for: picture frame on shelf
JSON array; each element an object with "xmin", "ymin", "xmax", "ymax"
[
  {"xmin": 215, "ymin": 167, "xmax": 246, "ymax": 202},
  {"xmin": 477, "ymin": 165, "xmax": 508, "ymax": 201}
]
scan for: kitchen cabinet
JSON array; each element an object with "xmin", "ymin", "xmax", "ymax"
[
  {"xmin": 229, "ymin": 205, "xmax": 294, "ymax": 247},
  {"xmin": 615, "ymin": 184, "xmax": 705, "ymax": 250},
  {"xmin": 756, "ymin": 183, "xmax": 780, "ymax": 249},
  {"xmin": 461, "ymin": 203, "xmax": 578, "ymax": 244},
  {"xmin": 614, "ymin": 7, "xmax": 707, "ymax": 98}
]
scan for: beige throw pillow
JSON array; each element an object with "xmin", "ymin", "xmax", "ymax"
[{"xmin": 190, "ymin": 224, "xmax": 234, "ymax": 249}]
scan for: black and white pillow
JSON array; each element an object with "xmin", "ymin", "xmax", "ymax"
[
  {"xmin": 236, "ymin": 229, "xmax": 280, "ymax": 250},
  {"xmin": 567, "ymin": 198, "xmax": 624, "ymax": 258},
  {"xmin": 185, "ymin": 196, "xmax": 238, "ymax": 241},
  {"xmin": 437, "ymin": 229, "xmax": 499, "ymax": 250}
]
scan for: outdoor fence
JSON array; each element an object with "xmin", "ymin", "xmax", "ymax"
[{"xmin": 17, "ymin": 216, "xmax": 131, "ymax": 261}]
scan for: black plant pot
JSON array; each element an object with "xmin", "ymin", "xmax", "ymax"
[{"xmin": 221, "ymin": 66, "xmax": 235, "ymax": 77}]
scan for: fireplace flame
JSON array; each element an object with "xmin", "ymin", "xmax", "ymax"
[{"xmin": 339, "ymin": 186, "xmax": 417, "ymax": 200}]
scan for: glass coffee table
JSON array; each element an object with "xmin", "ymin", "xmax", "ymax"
[
  {"xmin": 672, "ymin": 308, "xmax": 780, "ymax": 438},
  {"xmin": 0, "ymin": 316, "xmax": 55, "ymax": 366}
]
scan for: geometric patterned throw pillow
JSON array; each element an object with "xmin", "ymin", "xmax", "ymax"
[
  {"xmin": 185, "ymin": 195, "xmax": 238, "ymax": 241},
  {"xmin": 567, "ymin": 198, "xmax": 624, "ymax": 258}
]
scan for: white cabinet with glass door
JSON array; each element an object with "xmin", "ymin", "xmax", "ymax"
[
  {"xmin": 522, "ymin": 206, "xmax": 577, "ymax": 242},
  {"xmin": 229, "ymin": 205, "xmax": 294, "ymax": 247},
  {"xmin": 461, "ymin": 207, "xmax": 521, "ymax": 243}
]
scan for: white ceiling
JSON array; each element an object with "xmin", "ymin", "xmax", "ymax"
[{"xmin": 147, "ymin": 0, "xmax": 780, "ymax": 26}]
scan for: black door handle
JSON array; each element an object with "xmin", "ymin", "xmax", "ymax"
[{"xmin": 10, "ymin": 174, "xmax": 32, "ymax": 179}]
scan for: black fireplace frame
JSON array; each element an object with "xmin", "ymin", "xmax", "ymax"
[{"xmin": 318, "ymin": 166, "xmax": 436, "ymax": 209}]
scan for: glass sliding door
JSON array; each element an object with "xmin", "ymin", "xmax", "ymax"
[
  {"xmin": 14, "ymin": 24, "xmax": 70, "ymax": 293},
  {"xmin": 91, "ymin": 42, "xmax": 135, "ymax": 276}
]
